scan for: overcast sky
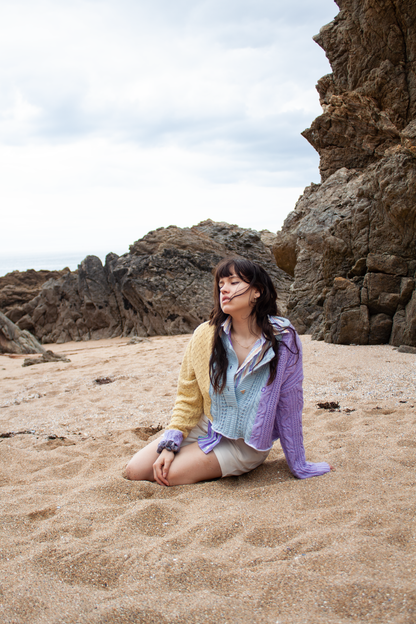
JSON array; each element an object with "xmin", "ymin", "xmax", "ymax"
[{"xmin": 0, "ymin": 0, "xmax": 338, "ymax": 264}]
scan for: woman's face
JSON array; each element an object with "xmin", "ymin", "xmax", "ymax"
[{"xmin": 218, "ymin": 271, "xmax": 259, "ymax": 316}]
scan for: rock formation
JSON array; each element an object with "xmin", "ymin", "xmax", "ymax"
[
  {"xmin": 0, "ymin": 268, "xmax": 71, "ymax": 323},
  {"xmin": 2, "ymin": 221, "xmax": 292, "ymax": 343},
  {"xmin": 0, "ymin": 312, "xmax": 46, "ymax": 355},
  {"xmin": 22, "ymin": 350, "xmax": 71, "ymax": 367},
  {"xmin": 273, "ymin": 0, "xmax": 416, "ymax": 346}
]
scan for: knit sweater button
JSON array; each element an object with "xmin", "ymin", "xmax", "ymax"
[{"xmin": 241, "ymin": 389, "xmax": 246, "ymax": 394}]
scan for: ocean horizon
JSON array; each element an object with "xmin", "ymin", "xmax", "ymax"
[{"xmin": 0, "ymin": 249, "xmax": 127, "ymax": 278}]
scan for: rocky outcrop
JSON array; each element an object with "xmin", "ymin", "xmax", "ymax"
[
  {"xmin": 273, "ymin": 0, "xmax": 416, "ymax": 346},
  {"xmin": 0, "ymin": 268, "xmax": 72, "ymax": 323},
  {"xmin": 3, "ymin": 221, "xmax": 292, "ymax": 343},
  {"xmin": 22, "ymin": 350, "xmax": 71, "ymax": 367},
  {"xmin": 0, "ymin": 312, "xmax": 46, "ymax": 354},
  {"xmin": 303, "ymin": 0, "xmax": 416, "ymax": 181}
]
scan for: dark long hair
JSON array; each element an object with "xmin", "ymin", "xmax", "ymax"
[{"xmin": 209, "ymin": 257, "xmax": 284, "ymax": 393}]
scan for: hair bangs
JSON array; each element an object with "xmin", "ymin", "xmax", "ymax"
[{"xmin": 215, "ymin": 257, "xmax": 253, "ymax": 285}]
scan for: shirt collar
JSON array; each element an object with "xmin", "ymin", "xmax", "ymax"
[
  {"xmin": 221, "ymin": 315, "xmax": 290, "ymax": 338},
  {"xmin": 221, "ymin": 316, "xmax": 233, "ymax": 336}
]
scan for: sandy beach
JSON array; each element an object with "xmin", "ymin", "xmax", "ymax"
[{"xmin": 0, "ymin": 334, "xmax": 415, "ymax": 624}]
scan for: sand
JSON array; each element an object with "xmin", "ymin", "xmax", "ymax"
[{"xmin": 0, "ymin": 334, "xmax": 415, "ymax": 624}]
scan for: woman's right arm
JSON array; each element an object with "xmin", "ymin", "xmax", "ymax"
[
  {"xmin": 153, "ymin": 449, "xmax": 175, "ymax": 486},
  {"xmin": 154, "ymin": 331, "xmax": 206, "ymax": 482},
  {"xmin": 160, "ymin": 332, "xmax": 205, "ymax": 443}
]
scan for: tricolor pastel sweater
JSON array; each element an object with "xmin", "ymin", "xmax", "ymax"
[{"xmin": 162, "ymin": 320, "xmax": 330, "ymax": 479}]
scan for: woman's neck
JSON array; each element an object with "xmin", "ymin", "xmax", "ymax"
[{"xmin": 230, "ymin": 315, "xmax": 261, "ymax": 341}]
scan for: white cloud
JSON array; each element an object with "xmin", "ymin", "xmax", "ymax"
[{"xmin": 0, "ymin": 0, "xmax": 339, "ymax": 264}]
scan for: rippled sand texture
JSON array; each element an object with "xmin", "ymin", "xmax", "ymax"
[{"xmin": 1, "ymin": 335, "xmax": 415, "ymax": 624}]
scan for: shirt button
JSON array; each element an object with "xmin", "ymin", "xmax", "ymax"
[{"xmin": 261, "ymin": 387, "xmax": 266, "ymax": 392}]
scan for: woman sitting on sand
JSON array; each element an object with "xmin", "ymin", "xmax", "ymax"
[{"xmin": 125, "ymin": 257, "xmax": 330, "ymax": 486}]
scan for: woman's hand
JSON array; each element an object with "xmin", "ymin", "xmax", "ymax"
[{"xmin": 153, "ymin": 449, "xmax": 175, "ymax": 486}]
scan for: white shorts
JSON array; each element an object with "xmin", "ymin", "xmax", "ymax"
[{"xmin": 181, "ymin": 415, "xmax": 270, "ymax": 477}]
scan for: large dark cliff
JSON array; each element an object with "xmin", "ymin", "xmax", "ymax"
[{"xmin": 273, "ymin": 0, "xmax": 416, "ymax": 346}]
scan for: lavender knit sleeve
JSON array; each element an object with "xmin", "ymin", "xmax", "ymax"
[
  {"xmin": 159, "ymin": 429, "xmax": 184, "ymax": 448},
  {"xmin": 276, "ymin": 335, "xmax": 331, "ymax": 479}
]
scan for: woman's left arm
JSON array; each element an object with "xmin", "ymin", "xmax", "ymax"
[{"xmin": 275, "ymin": 334, "xmax": 331, "ymax": 479}]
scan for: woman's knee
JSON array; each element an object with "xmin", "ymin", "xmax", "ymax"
[
  {"xmin": 123, "ymin": 459, "xmax": 154, "ymax": 481},
  {"xmin": 123, "ymin": 458, "xmax": 139, "ymax": 480},
  {"xmin": 123, "ymin": 460, "xmax": 140, "ymax": 480},
  {"xmin": 123, "ymin": 446, "xmax": 157, "ymax": 481}
]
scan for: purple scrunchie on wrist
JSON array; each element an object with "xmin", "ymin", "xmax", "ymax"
[{"xmin": 157, "ymin": 440, "xmax": 180, "ymax": 454}]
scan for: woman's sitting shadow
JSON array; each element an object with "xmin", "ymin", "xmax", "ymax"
[{"xmin": 218, "ymin": 457, "xmax": 293, "ymax": 490}]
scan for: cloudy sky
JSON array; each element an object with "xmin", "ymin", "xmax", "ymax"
[{"xmin": 0, "ymin": 0, "xmax": 338, "ymax": 269}]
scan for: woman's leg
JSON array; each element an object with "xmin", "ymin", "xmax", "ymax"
[
  {"xmin": 123, "ymin": 438, "xmax": 160, "ymax": 481},
  {"xmin": 166, "ymin": 442, "xmax": 222, "ymax": 485},
  {"xmin": 124, "ymin": 439, "xmax": 222, "ymax": 485}
]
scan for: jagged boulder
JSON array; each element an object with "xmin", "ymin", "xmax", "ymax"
[
  {"xmin": 273, "ymin": 0, "xmax": 416, "ymax": 346},
  {"xmin": 3, "ymin": 221, "xmax": 292, "ymax": 343},
  {"xmin": 0, "ymin": 268, "xmax": 72, "ymax": 323},
  {"xmin": 0, "ymin": 312, "xmax": 46, "ymax": 354},
  {"xmin": 16, "ymin": 257, "xmax": 123, "ymax": 344}
]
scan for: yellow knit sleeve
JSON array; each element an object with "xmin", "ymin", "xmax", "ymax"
[
  {"xmin": 167, "ymin": 333, "xmax": 205, "ymax": 438},
  {"xmin": 166, "ymin": 322, "xmax": 214, "ymax": 438}
]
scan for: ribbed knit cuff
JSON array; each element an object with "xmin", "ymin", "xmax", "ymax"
[
  {"xmin": 157, "ymin": 439, "xmax": 180, "ymax": 454},
  {"xmin": 157, "ymin": 429, "xmax": 183, "ymax": 454}
]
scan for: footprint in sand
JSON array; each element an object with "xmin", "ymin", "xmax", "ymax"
[
  {"xmin": 397, "ymin": 439, "xmax": 416, "ymax": 448},
  {"xmin": 37, "ymin": 523, "xmax": 93, "ymax": 543},
  {"xmin": 385, "ymin": 528, "xmax": 412, "ymax": 548},
  {"xmin": 245, "ymin": 525, "xmax": 301, "ymax": 548},
  {"xmin": 327, "ymin": 417, "xmax": 353, "ymax": 432},
  {"xmin": 163, "ymin": 534, "xmax": 191, "ymax": 553},
  {"xmin": 86, "ymin": 607, "xmax": 170, "ymax": 624},
  {"xmin": 164, "ymin": 557, "xmax": 233, "ymax": 594},
  {"xmin": 197, "ymin": 522, "xmax": 244, "ymax": 547},
  {"xmin": 39, "ymin": 458, "xmax": 85, "ymax": 480},
  {"xmin": 36, "ymin": 437, "xmax": 76, "ymax": 451},
  {"xmin": 28, "ymin": 506, "xmax": 57, "ymax": 521},
  {"xmin": 35, "ymin": 547, "xmax": 126, "ymax": 589},
  {"xmin": 322, "ymin": 582, "xmax": 393, "ymax": 620},
  {"xmin": 119, "ymin": 503, "xmax": 181, "ymax": 537},
  {"xmin": 395, "ymin": 458, "xmax": 416, "ymax": 468},
  {"xmin": 2, "ymin": 595, "xmax": 48, "ymax": 623},
  {"xmin": 279, "ymin": 536, "xmax": 328, "ymax": 559}
]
